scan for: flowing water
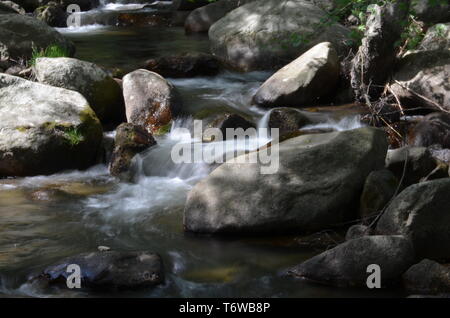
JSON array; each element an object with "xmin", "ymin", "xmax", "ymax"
[{"xmin": 0, "ymin": 4, "xmax": 402, "ymax": 298}]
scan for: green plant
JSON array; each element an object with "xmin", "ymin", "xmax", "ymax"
[
  {"xmin": 29, "ymin": 44, "xmax": 70, "ymax": 66},
  {"xmin": 63, "ymin": 127, "xmax": 84, "ymax": 146}
]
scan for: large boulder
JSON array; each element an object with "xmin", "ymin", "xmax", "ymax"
[
  {"xmin": 412, "ymin": 0, "xmax": 450, "ymax": 24},
  {"xmin": 403, "ymin": 259, "xmax": 450, "ymax": 295},
  {"xmin": 122, "ymin": 69, "xmax": 183, "ymax": 133},
  {"xmin": 184, "ymin": 127, "xmax": 388, "ymax": 234},
  {"xmin": 172, "ymin": 0, "xmax": 210, "ymax": 11},
  {"xmin": 144, "ymin": 52, "xmax": 220, "ymax": 78},
  {"xmin": 0, "ymin": 74, "xmax": 103, "ymax": 177},
  {"xmin": 376, "ymin": 179, "xmax": 450, "ymax": 260},
  {"xmin": 109, "ymin": 123, "xmax": 156, "ymax": 180},
  {"xmin": 252, "ymin": 42, "xmax": 339, "ymax": 108},
  {"xmin": 31, "ymin": 251, "xmax": 164, "ymax": 290},
  {"xmin": 208, "ymin": 0, "xmax": 351, "ymax": 71},
  {"xmin": 34, "ymin": 57, "xmax": 125, "ymax": 125},
  {"xmin": 0, "ymin": 14, "xmax": 75, "ymax": 61},
  {"xmin": 419, "ymin": 23, "xmax": 450, "ymax": 51},
  {"xmin": 288, "ymin": 235, "xmax": 416, "ymax": 287},
  {"xmin": 184, "ymin": 0, "xmax": 255, "ymax": 34},
  {"xmin": 390, "ymin": 50, "xmax": 450, "ymax": 112}
]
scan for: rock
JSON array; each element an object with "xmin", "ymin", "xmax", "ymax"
[
  {"xmin": 252, "ymin": 42, "xmax": 339, "ymax": 108},
  {"xmin": 60, "ymin": 0, "xmax": 100, "ymax": 11},
  {"xmin": 0, "ymin": 74, "xmax": 103, "ymax": 177},
  {"xmin": 13, "ymin": 0, "xmax": 99, "ymax": 13},
  {"xmin": 350, "ymin": 0, "xmax": 410, "ymax": 100},
  {"xmin": 267, "ymin": 108, "xmax": 314, "ymax": 136},
  {"xmin": 359, "ymin": 169, "xmax": 398, "ymax": 223},
  {"xmin": 34, "ymin": 1, "xmax": 67, "ymax": 27},
  {"xmin": 184, "ymin": 127, "xmax": 388, "ymax": 234},
  {"xmin": 408, "ymin": 112, "xmax": 450, "ymax": 149},
  {"xmin": 122, "ymin": 69, "xmax": 183, "ymax": 133},
  {"xmin": 208, "ymin": 0, "xmax": 351, "ymax": 71},
  {"xmin": 31, "ymin": 251, "xmax": 164, "ymax": 290},
  {"xmin": 345, "ymin": 224, "xmax": 372, "ymax": 241},
  {"xmin": 420, "ymin": 23, "xmax": 450, "ymax": 51},
  {"xmin": 412, "ymin": 0, "xmax": 450, "ymax": 24},
  {"xmin": 172, "ymin": 0, "xmax": 210, "ymax": 11},
  {"xmin": 0, "ymin": 14, "xmax": 75, "ymax": 61},
  {"xmin": 0, "ymin": 1, "xmax": 25, "ymax": 14},
  {"xmin": 385, "ymin": 146, "xmax": 445, "ymax": 188},
  {"xmin": 34, "ymin": 57, "xmax": 125, "ymax": 125},
  {"xmin": 403, "ymin": 259, "xmax": 450, "ymax": 295},
  {"xmin": 109, "ymin": 123, "xmax": 156, "ymax": 180},
  {"xmin": 288, "ymin": 235, "xmax": 416, "ymax": 287},
  {"xmin": 376, "ymin": 179, "xmax": 450, "ymax": 260},
  {"xmin": 390, "ymin": 50, "xmax": 450, "ymax": 112},
  {"xmin": 144, "ymin": 52, "xmax": 220, "ymax": 78},
  {"xmin": 208, "ymin": 113, "xmax": 255, "ymax": 139},
  {"xmin": 184, "ymin": 0, "xmax": 254, "ymax": 34}
]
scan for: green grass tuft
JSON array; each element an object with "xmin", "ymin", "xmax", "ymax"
[
  {"xmin": 63, "ymin": 127, "xmax": 84, "ymax": 146},
  {"xmin": 29, "ymin": 44, "xmax": 70, "ymax": 66}
]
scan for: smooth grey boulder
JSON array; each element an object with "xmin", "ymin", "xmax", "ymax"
[
  {"xmin": 0, "ymin": 74, "xmax": 103, "ymax": 177},
  {"xmin": 403, "ymin": 259, "xmax": 450, "ymax": 295},
  {"xmin": 419, "ymin": 23, "xmax": 450, "ymax": 51},
  {"xmin": 184, "ymin": 127, "xmax": 388, "ymax": 234},
  {"xmin": 185, "ymin": 0, "xmax": 255, "ymax": 33},
  {"xmin": 252, "ymin": 42, "xmax": 340, "ymax": 108},
  {"xmin": 34, "ymin": 57, "xmax": 125, "ymax": 125},
  {"xmin": 390, "ymin": 50, "xmax": 450, "ymax": 112},
  {"xmin": 208, "ymin": 0, "xmax": 351, "ymax": 71},
  {"xmin": 288, "ymin": 235, "xmax": 416, "ymax": 287},
  {"xmin": 32, "ymin": 251, "xmax": 164, "ymax": 290},
  {"xmin": 122, "ymin": 69, "xmax": 183, "ymax": 133},
  {"xmin": 351, "ymin": 0, "xmax": 410, "ymax": 100},
  {"xmin": 0, "ymin": 14, "xmax": 75, "ymax": 61},
  {"xmin": 359, "ymin": 169, "xmax": 398, "ymax": 222},
  {"xmin": 345, "ymin": 224, "xmax": 372, "ymax": 241},
  {"xmin": 376, "ymin": 179, "xmax": 450, "ymax": 260}
]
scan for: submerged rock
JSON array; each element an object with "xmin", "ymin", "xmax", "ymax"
[
  {"xmin": 403, "ymin": 259, "xmax": 450, "ymax": 295},
  {"xmin": 288, "ymin": 235, "xmax": 416, "ymax": 287},
  {"xmin": 32, "ymin": 251, "xmax": 164, "ymax": 290},
  {"xmin": 0, "ymin": 13, "xmax": 75, "ymax": 61},
  {"xmin": 144, "ymin": 52, "xmax": 220, "ymax": 78},
  {"xmin": 208, "ymin": 0, "xmax": 351, "ymax": 71},
  {"xmin": 207, "ymin": 113, "xmax": 256, "ymax": 139},
  {"xmin": 253, "ymin": 42, "xmax": 340, "ymax": 108},
  {"xmin": 376, "ymin": 179, "xmax": 450, "ymax": 260},
  {"xmin": 34, "ymin": 57, "xmax": 125, "ymax": 125},
  {"xmin": 184, "ymin": 127, "xmax": 388, "ymax": 234},
  {"xmin": 122, "ymin": 69, "xmax": 183, "ymax": 133},
  {"xmin": 109, "ymin": 123, "xmax": 157, "ymax": 180},
  {"xmin": 0, "ymin": 74, "xmax": 103, "ymax": 177},
  {"xmin": 390, "ymin": 50, "xmax": 450, "ymax": 112}
]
